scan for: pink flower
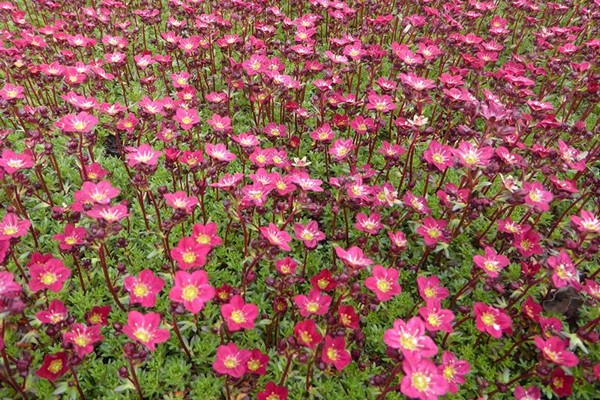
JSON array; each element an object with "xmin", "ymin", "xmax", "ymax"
[
  {"xmin": 366, "ymin": 93, "xmax": 396, "ymax": 113},
  {"xmin": 364, "ymin": 265, "xmax": 401, "ymax": 301},
  {"xmin": 125, "ymin": 144, "xmax": 162, "ymax": 167},
  {"xmin": 191, "ymin": 222, "xmax": 222, "ymax": 249},
  {"xmin": 403, "ymin": 191, "xmax": 431, "ymax": 215},
  {"xmin": 294, "ymin": 320, "xmax": 323, "ymax": 349},
  {"xmin": 169, "ymin": 270, "xmax": 215, "ymax": 314},
  {"xmin": 63, "ymin": 323, "xmax": 103, "ymax": 358},
  {"xmin": 417, "ymin": 276, "xmax": 450, "ymax": 302},
  {"xmin": 86, "ymin": 204, "xmax": 129, "ymax": 222},
  {"xmin": 513, "ymin": 230, "xmax": 543, "ymax": 257},
  {"xmin": 383, "ymin": 317, "xmax": 438, "ymax": 361},
  {"xmin": 123, "ymin": 311, "xmax": 170, "ymax": 351},
  {"xmin": 473, "ymin": 302, "xmax": 512, "ymax": 339},
  {"xmin": 547, "ymin": 251, "xmax": 579, "ymax": 288},
  {"xmin": 53, "ymin": 224, "xmax": 86, "ymax": 251},
  {"xmin": 212, "ymin": 342, "xmax": 250, "ymax": 378},
  {"xmin": 473, "ymin": 247, "xmax": 510, "ymax": 278},
  {"xmin": 334, "ymin": 246, "xmax": 373, "ymax": 269},
  {"xmin": 29, "ymin": 256, "xmax": 71, "ymax": 293},
  {"xmin": 260, "ymin": 223, "xmax": 292, "ymax": 251},
  {"xmin": 329, "ymin": 139, "xmax": 355, "ymax": 161},
  {"xmin": 438, "ymin": 351, "xmax": 470, "ymax": 394},
  {"xmin": 0, "ymin": 213, "xmax": 31, "ymax": 240},
  {"xmin": 74, "ymin": 180, "xmax": 120, "ymax": 206},
  {"xmin": 355, "ymin": 213, "xmax": 383, "ymax": 235},
  {"xmin": 246, "ymin": 349, "xmax": 269, "ymax": 375},
  {"xmin": 0, "ymin": 272, "xmax": 21, "ymax": 297},
  {"xmin": 570, "ymin": 210, "xmax": 600, "ymax": 234},
  {"xmin": 290, "ymin": 172, "xmax": 323, "ymax": 192},
  {"xmin": 205, "ymin": 143, "xmax": 236, "ymax": 162},
  {"xmin": 534, "ymin": 336, "xmax": 578, "ymax": 367},
  {"xmin": 401, "ymin": 358, "xmax": 448, "ymax": 400},
  {"xmin": 36, "ymin": 300, "xmax": 68, "ymax": 325},
  {"xmin": 418, "ymin": 301, "xmax": 455, "ymax": 333},
  {"xmin": 293, "ymin": 289, "xmax": 332, "ymax": 317},
  {"xmin": 0, "ymin": 83, "xmax": 25, "ymax": 100},
  {"xmin": 55, "ymin": 111, "xmax": 99, "ymax": 133},
  {"xmin": 523, "ymin": 181, "xmax": 553, "ymax": 212},
  {"xmin": 321, "ymin": 335, "xmax": 352, "ymax": 371},
  {"xmin": 164, "ymin": 191, "xmax": 198, "ymax": 214},
  {"xmin": 293, "ymin": 221, "xmax": 325, "ymax": 249},
  {"xmin": 514, "ymin": 385, "xmax": 541, "ymax": 400},
  {"xmin": 423, "ymin": 141, "xmax": 454, "ymax": 171},
  {"xmin": 0, "ymin": 149, "xmax": 34, "ymax": 174},
  {"xmin": 174, "ymin": 108, "xmax": 200, "ymax": 130},
  {"xmin": 170, "ymin": 237, "xmax": 210, "ymax": 270},
  {"xmin": 123, "ymin": 269, "xmax": 165, "ymax": 308},
  {"xmin": 453, "ymin": 141, "xmax": 494, "ymax": 169},
  {"xmin": 221, "ymin": 295, "xmax": 259, "ymax": 331},
  {"xmin": 416, "ymin": 217, "xmax": 448, "ymax": 247}
]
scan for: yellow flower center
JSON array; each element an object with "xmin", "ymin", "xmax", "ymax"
[
  {"xmin": 41, "ymin": 272, "xmax": 57, "ymax": 285},
  {"xmin": 133, "ymin": 283, "xmax": 149, "ymax": 297},
  {"xmin": 48, "ymin": 360, "xmax": 63, "ymax": 374},
  {"xmin": 134, "ymin": 328, "xmax": 151, "ymax": 343},
  {"xmin": 182, "ymin": 285, "xmax": 198, "ymax": 301},
  {"xmin": 412, "ymin": 372, "xmax": 430, "ymax": 391},
  {"xmin": 224, "ymin": 356, "xmax": 238, "ymax": 369},
  {"xmin": 182, "ymin": 252, "xmax": 196, "ymax": 264},
  {"xmin": 376, "ymin": 279, "xmax": 391, "ymax": 293},
  {"xmin": 230, "ymin": 310, "xmax": 246, "ymax": 324}
]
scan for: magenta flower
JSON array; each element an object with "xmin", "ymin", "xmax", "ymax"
[
  {"xmin": 0, "ymin": 213, "xmax": 31, "ymax": 240},
  {"xmin": 169, "ymin": 270, "xmax": 215, "ymax": 314},
  {"xmin": 260, "ymin": 223, "xmax": 292, "ymax": 251},
  {"xmin": 334, "ymin": 246, "xmax": 373, "ymax": 269},
  {"xmin": 191, "ymin": 222, "xmax": 222, "ymax": 249},
  {"xmin": 0, "ymin": 272, "xmax": 21, "ymax": 297},
  {"xmin": 74, "ymin": 181, "xmax": 120, "ymax": 206},
  {"xmin": 36, "ymin": 353, "xmax": 69, "ymax": 382},
  {"xmin": 213, "ymin": 342, "xmax": 250, "ymax": 378},
  {"xmin": 0, "ymin": 149, "xmax": 34, "ymax": 174},
  {"xmin": 534, "ymin": 336, "xmax": 579, "ymax": 368},
  {"xmin": 453, "ymin": 141, "xmax": 493, "ymax": 169},
  {"xmin": 293, "ymin": 289, "xmax": 332, "ymax": 317},
  {"xmin": 523, "ymin": 181, "xmax": 554, "ymax": 212},
  {"xmin": 36, "ymin": 300, "xmax": 68, "ymax": 325},
  {"xmin": 423, "ymin": 141, "xmax": 454, "ymax": 171},
  {"xmin": 383, "ymin": 317, "xmax": 438, "ymax": 361},
  {"xmin": 171, "ymin": 237, "xmax": 210, "ymax": 270},
  {"xmin": 438, "ymin": 351, "xmax": 470, "ymax": 394},
  {"xmin": 293, "ymin": 221, "xmax": 325, "ymax": 249},
  {"xmin": 164, "ymin": 191, "xmax": 198, "ymax": 214},
  {"xmin": 63, "ymin": 323, "xmax": 103, "ymax": 358},
  {"xmin": 355, "ymin": 212, "xmax": 383, "ymax": 235},
  {"xmin": 86, "ymin": 204, "xmax": 129, "ymax": 223},
  {"xmin": 365, "ymin": 93, "xmax": 396, "ymax": 113},
  {"xmin": 416, "ymin": 217, "xmax": 448, "ymax": 247},
  {"xmin": 52, "ymin": 224, "xmax": 87, "ymax": 251},
  {"xmin": 321, "ymin": 335, "xmax": 352, "ymax": 371},
  {"xmin": 473, "ymin": 302, "xmax": 512, "ymax": 339},
  {"xmin": 174, "ymin": 108, "xmax": 200, "ymax": 131},
  {"xmin": 418, "ymin": 301, "xmax": 455, "ymax": 333},
  {"xmin": 221, "ymin": 295, "xmax": 259, "ymax": 332},
  {"xmin": 0, "ymin": 83, "xmax": 25, "ymax": 100},
  {"xmin": 401, "ymin": 358, "xmax": 448, "ymax": 400},
  {"xmin": 570, "ymin": 210, "xmax": 600, "ymax": 234},
  {"xmin": 123, "ymin": 311, "xmax": 170, "ymax": 351},
  {"xmin": 473, "ymin": 247, "xmax": 510, "ymax": 278},
  {"xmin": 294, "ymin": 320, "xmax": 323, "ymax": 349},
  {"xmin": 29, "ymin": 256, "xmax": 71, "ymax": 293},
  {"xmin": 55, "ymin": 111, "xmax": 99, "ymax": 133},
  {"xmin": 123, "ymin": 269, "xmax": 165, "ymax": 308},
  {"xmin": 364, "ymin": 265, "xmax": 401, "ymax": 302},
  {"xmin": 547, "ymin": 251, "xmax": 579, "ymax": 288},
  {"xmin": 205, "ymin": 143, "xmax": 236, "ymax": 162},
  {"xmin": 125, "ymin": 144, "xmax": 162, "ymax": 167},
  {"xmin": 417, "ymin": 276, "xmax": 450, "ymax": 302}
]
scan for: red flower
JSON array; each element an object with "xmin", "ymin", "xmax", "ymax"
[
  {"xmin": 246, "ymin": 348, "xmax": 269, "ymax": 375},
  {"xmin": 63, "ymin": 323, "xmax": 103, "ymax": 358},
  {"xmin": 36, "ymin": 352, "xmax": 69, "ymax": 382},
  {"xmin": 123, "ymin": 311, "xmax": 170, "ymax": 351},
  {"xmin": 294, "ymin": 289, "xmax": 332, "ymax": 317},
  {"xmin": 87, "ymin": 305, "xmax": 111, "ymax": 326},
  {"xmin": 364, "ymin": 265, "xmax": 401, "ymax": 301},
  {"xmin": 321, "ymin": 335, "xmax": 352, "ymax": 371},
  {"xmin": 212, "ymin": 342, "xmax": 250, "ymax": 378},
  {"xmin": 473, "ymin": 302, "xmax": 512, "ymax": 339},
  {"xmin": 257, "ymin": 381, "xmax": 288, "ymax": 400},
  {"xmin": 533, "ymin": 336, "xmax": 579, "ymax": 367},
  {"xmin": 123, "ymin": 269, "xmax": 165, "ymax": 308},
  {"xmin": 550, "ymin": 368, "xmax": 573, "ymax": 397},
  {"xmin": 294, "ymin": 320, "xmax": 323, "ymax": 349},
  {"xmin": 338, "ymin": 305, "xmax": 360, "ymax": 330},
  {"xmin": 169, "ymin": 270, "xmax": 215, "ymax": 314},
  {"xmin": 221, "ymin": 295, "xmax": 259, "ymax": 331},
  {"xmin": 310, "ymin": 270, "xmax": 337, "ymax": 292},
  {"xmin": 275, "ymin": 257, "xmax": 298, "ymax": 276},
  {"xmin": 513, "ymin": 230, "xmax": 543, "ymax": 257}
]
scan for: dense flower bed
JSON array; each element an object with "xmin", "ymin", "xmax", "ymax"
[{"xmin": 0, "ymin": 0, "xmax": 599, "ymax": 399}]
